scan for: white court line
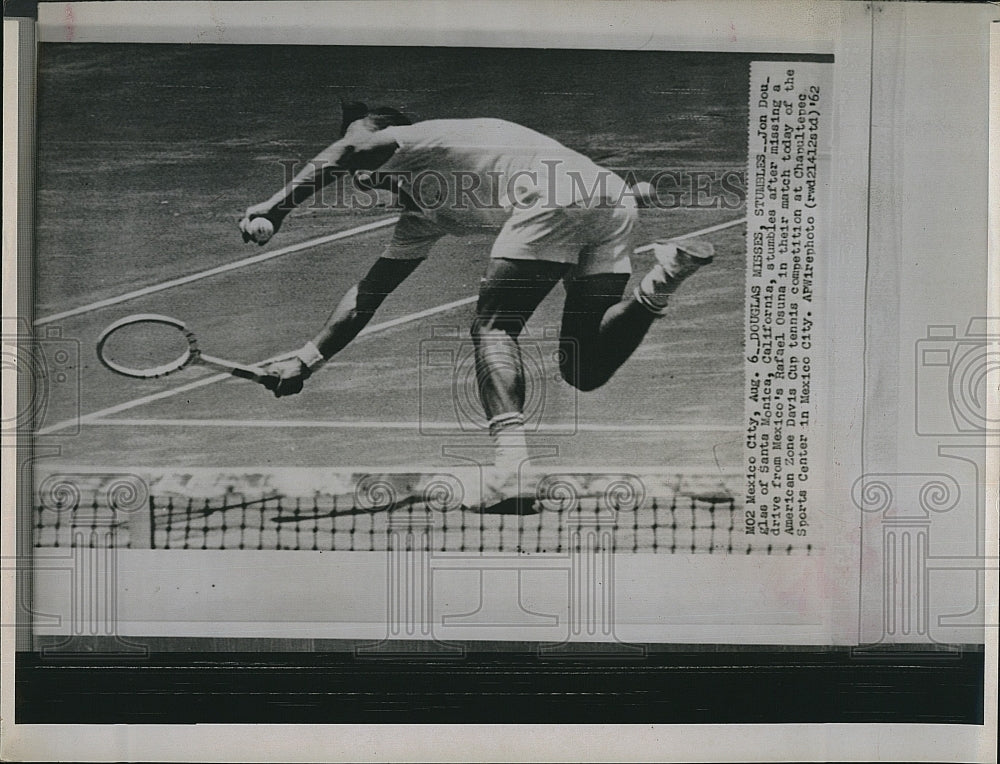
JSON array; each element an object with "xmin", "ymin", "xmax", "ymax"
[
  {"xmin": 36, "ymin": 216, "xmax": 745, "ymax": 436},
  {"xmin": 352, "ymin": 294, "xmax": 476, "ymax": 335},
  {"xmin": 634, "ymin": 216, "xmax": 746, "ymax": 252},
  {"xmin": 33, "ymin": 216, "xmax": 400, "ymax": 326},
  {"xmin": 34, "ymin": 215, "xmax": 744, "ymax": 327},
  {"xmin": 82, "ymin": 419, "xmax": 743, "ymax": 432}
]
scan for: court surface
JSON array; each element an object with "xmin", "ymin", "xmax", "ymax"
[{"xmin": 31, "ymin": 45, "xmax": 750, "ymax": 473}]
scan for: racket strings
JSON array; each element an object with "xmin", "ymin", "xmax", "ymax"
[{"xmin": 98, "ymin": 318, "xmax": 196, "ymax": 378}]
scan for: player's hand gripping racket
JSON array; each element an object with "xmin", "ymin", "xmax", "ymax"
[{"xmin": 96, "ymin": 314, "xmax": 278, "ymax": 391}]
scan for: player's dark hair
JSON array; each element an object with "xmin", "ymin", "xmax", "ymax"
[
  {"xmin": 367, "ymin": 106, "xmax": 413, "ymax": 130},
  {"xmin": 340, "ymin": 101, "xmax": 369, "ymax": 136},
  {"xmin": 340, "ymin": 100, "xmax": 412, "ymax": 135}
]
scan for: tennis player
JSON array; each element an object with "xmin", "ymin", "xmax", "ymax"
[{"xmin": 241, "ymin": 103, "xmax": 714, "ymax": 503}]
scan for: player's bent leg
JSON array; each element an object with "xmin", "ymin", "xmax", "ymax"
[
  {"xmin": 560, "ymin": 237, "xmax": 718, "ymax": 391},
  {"xmin": 472, "ymin": 258, "xmax": 568, "ymax": 504},
  {"xmin": 559, "ymin": 273, "xmax": 647, "ymax": 391}
]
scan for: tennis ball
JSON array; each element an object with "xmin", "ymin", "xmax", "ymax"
[{"xmin": 247, "ymin": 216, "xmax": 275, "ymax": 244}]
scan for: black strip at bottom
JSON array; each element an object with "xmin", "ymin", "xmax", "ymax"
[{"xmin": 16, "ymin": 647, "xmax": 984, "ymax": 725}]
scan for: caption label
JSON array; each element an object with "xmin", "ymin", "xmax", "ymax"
[{"xmin": 744, "ymin": 62, "xmax": 831, "ymax": 539}]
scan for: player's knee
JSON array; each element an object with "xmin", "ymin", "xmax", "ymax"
[
  {"xmin": 565, "ymin": 368, "xmax": 608, "ymax": 392},
  {"xmin": 557, "ymin": 344, "xmax": 607, "ymax": 391},
  {"xmin": 470, "ymin": 313, "xmax": 524, "ymax": 342}
]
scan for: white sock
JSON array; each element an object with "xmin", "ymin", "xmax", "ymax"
[
  {"xmin": 634, "ymin": 266, "xmax": 676, "ymax": 316},
  {"xmin": 489, "ymin": 414, "xmax": 528, "ymax": 472}
]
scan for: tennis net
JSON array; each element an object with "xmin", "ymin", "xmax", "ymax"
[{"xmin": 32, "ymin": 469, "xmax": 814, "ymax": 555}]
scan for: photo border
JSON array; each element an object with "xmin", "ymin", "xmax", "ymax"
[{"xmin": 3, "ymin": 1, "xmax": 996, "ymax": 761}]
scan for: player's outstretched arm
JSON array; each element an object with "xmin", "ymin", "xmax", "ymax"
[
  {"xmin": 262, "ymin": 257, "xmax": 422, "ymax": 397},
  {"xmin": 311, "ymin": 257, "xmax": 422, "ymax": 358},
  {"xmin": 240, "ymin": 130, "xmax": 400, "ymax": 244}
]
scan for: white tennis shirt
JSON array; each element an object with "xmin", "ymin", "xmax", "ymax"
[{"xmin": 378, "ymin": 118, "xmax": 629, "ymax": 231}]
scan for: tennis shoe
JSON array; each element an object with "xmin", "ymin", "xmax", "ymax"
[
  {"xmin": 479, "ymin": 464, "xmax": 539, "ymax": 509},
  {"xmin": 635, "ymin": 238, "xmax": 716, "ymax": 316}
]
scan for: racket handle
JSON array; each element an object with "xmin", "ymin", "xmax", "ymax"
[
  {"xmin": 197, "ymin": 353, "xmax": 280, "ymax": 390},
  {"xmin": 228, "ymin": 365, "xmax": 279, "ymax": 390}
]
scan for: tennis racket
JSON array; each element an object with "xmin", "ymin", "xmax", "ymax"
[{"xmin": 96, "ymin": 313, "xmax": 278, "ymax": 391}]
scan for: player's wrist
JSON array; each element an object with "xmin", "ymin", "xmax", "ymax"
[{"xmin": 296, "ymin": 341, "xmax": 326, "ymax": 373}]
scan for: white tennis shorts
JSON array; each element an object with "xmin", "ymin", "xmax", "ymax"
[{"xmin": 490, "ymin": 193, "xmax": 638, "ymax": 277}]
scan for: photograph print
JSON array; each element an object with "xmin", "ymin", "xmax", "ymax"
[{"xmin": 29, "ymin": 43, "xmax": 831, "ymax": 649}]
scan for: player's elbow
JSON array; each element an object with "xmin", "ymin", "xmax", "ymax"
[
  {"xmin": 316, "ymin": 161, "xmax": 350, "ymax": 185},
  {"xmin": 348, "ymin": 284, "xmax": 383, "ymax": 319},
  {"xmin": 311, "ymin": 141, "xmax": 355, "ymax": 177}
]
